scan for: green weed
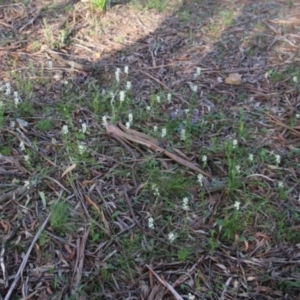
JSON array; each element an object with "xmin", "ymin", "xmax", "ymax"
[
  {"xmin": 43, "ymin": 18, "xmax": 55, "ymax": 47},
  {"xmin": 36, "ymin": 119, "xmax": 53, "ymax": 131},
  {"xmin": 50, "ymin": 201, "xmax": 71, "ymax": 233},
  {"xmin": 90, "ymin": 0, "xmax": 107, "ymax": 11}
]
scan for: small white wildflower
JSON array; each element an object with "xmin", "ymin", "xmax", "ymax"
[
  {"xmin": 153, "ymin": 125, "xmax": 158, "ymax": 132},
  {"xmin": 120, "ymin": 90, "xmax": 125, "ymax": 102},
  {"xmin": 5, "ymin": 83, "xmax": 11, "ymax": 96},
  {"xmin": 196, "ymin": 67, "xmax": 201, "ymax": 76},
  {"xmin": 62, "ymin": 125, "xmax": 69, "ymax": 134},
  {"xmin": 248, "ymin": 153, "xmax": 254, "ymax": 162},
  {"xmin": 180, "ymin": 128, "xmax": 186, "ymax": 141},
  {"xmin": 234, "ymin": 201, "xmax": 241, "ymax": 210},
  {"xmin": 48, "ymin": 61, "xmax": 53, "ymax": 70},
  {"xmin": 24, "ymin": 180, "xmax": 30, "ymax": 189},
  {"xmin": 167, "ymin": 93, "xmax": 172, "ymax": 103},
  {"xmin": 111, "ymin": 94, "xmax": 115, "ymax": 108},
  {"xmin": 293, "ymin": 76, "xmax": 298, "ymax": 83},
  {"xmin": 64, "ymin": 80, "xmax": 68, "ymax": 85},
  {"xmin": 148, "ymin": 217, "xmax": 154, "ymax": 229},
  {"xmin": 188, "ymin": 293, "xmax": 196, "ymax": 300},
  {"xmin": 197, "ymin": 174, "xmax": 204, "ymax": 186},
  {"xmin": 296, "ymin": 114, "xmax": 300, "ymax": 119},
  {"xmin": 232, "ymin": 139, "xmax": 238, "ymax": 149},
  {"xmin": 10, "ymin": 121, "xmax": 16, "ymax": 128},
  {"xmin": 202, "ymin": 155, "xmax": 207, "ymax": 163},
  {"xmin": 192, "ymin": 85, "xmax": 198, "ymax": 92},
  {"xmin": 24, "ymin": 155, "xmax": 30, "ymax": 162},
  {"xmin": 20, "ymin": 141, "xmax": 25, "ymax": 151},
  {"xmin": 168, "ymin": 232, "xmax": 176, "ymax": 243},
  {"xmin": 115, "ymin": 68, "xmax": 121, "ymax": 82},
  {"xmin": 278, "ymin": 181, "xmax": 284, "ymax": 188},
  {"xmin": 161, "ymin": 128, "xmax": 167, "ymax": 138},
  {"xmin": 151, "ymin": 183, "xmax": 160, "ymax": 197},
  {"xmin": 81, "ymin": 123, "xmax": 87, "ymax": 134},
  {"xmin": 235, "ymin": 165, "xmax": 241, "ymax": 174},
  {"xmin": 124, "ymin": 65, "xmax": 129, "ymax": 74},
  {"xmin": 126, "ymin": 81, "xmax": 131, "ymax": 90},
  {"xmin": 102, "ymin": 116, "xmax": 108, "ymax": 127},
  {"xmin": 184, "ymin": 109, "xmax": 190, "ymax": 114},
  {"xmin": 14, "ymin": 91, "xmax": 19, "ymax": 107},
  {"xmin": 275, "ymin": 154, "xmax": 281, "ymax": 164},
  {"xmin": 182, "ymin": 197, "xmax": 189, "ymax": 210},
  {"xmin": 126, "ymin": 121, "xmax": 131, "ymax": 129},
  {"xmin": 146, "ymin": 106, "xmax": 151, "ymax": 111},
  {"xmin": 78, "ymin": 143, "xmax": 86, "ymax": 155},
  {"xmin": 156, "ymin": 96, "xmax": 161, "ymax": 103},
  {"xmin": 128, "ymin": 113, "xmax": 133, "ymax": 124}
]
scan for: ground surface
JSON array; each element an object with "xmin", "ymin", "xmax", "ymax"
[{"xmin": 0, "ymin": 0, "xmax": 300, "ymax": 299}]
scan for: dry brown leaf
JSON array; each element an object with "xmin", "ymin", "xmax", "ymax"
[
  {"xmin": 0, "ymin": 220, "xmax": 10, "ymax": 233},
  {"xmin": 81, "ymin": 180, "xmax": 96, "ymax": 186},
  {"xmin": 61, "ymin": 163, "xmax": 76, "ymax": 178},
  {"xmin": 84, "ymin": 194, "xmax": 100, "ymax": 214},
  {"xmin": 225, "ymin": 73, "xmax": 242, "ymax": 85},
  {"xmin": 247, "ymin": 276, "xmax": 257, "ymax": 281},
  {"xmin": 64, "ymin": 244, "xmax": 75, "ymax": 259}
]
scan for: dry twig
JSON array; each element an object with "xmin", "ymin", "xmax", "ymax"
[
  {"xmin": 106, "ymin": 122, "xmax": 211, "ymax": 177},
  {"xmin": 4, "ymin": 214, "xmax": 51, "ymax": 300},
  {"xmin": 145, "ymin": 264, "xmax": 183, "ymax": 300}
]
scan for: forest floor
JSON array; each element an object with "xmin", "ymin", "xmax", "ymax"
[{"xmin": 1, "ymin": 0, "xmax": 300, "ymax": 299}]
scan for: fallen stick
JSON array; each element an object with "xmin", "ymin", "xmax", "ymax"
[
  {"xmin": 265, "ymin": 112, "xmax": 300, "ymax": 137},
  {"xmin": 106, "ymin": 122, "xmax": 211, "ymax": 178},
  {"xmin": 4, "ymin": 214, "xmax": 51, "ymax": 300},
  {"xmin": 145, "ymin": 264, "xmax": 183, "ymax": 300}
]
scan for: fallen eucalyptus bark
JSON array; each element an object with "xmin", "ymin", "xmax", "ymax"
[{"xmin": 106, "ymin": 122, "xmax": 211, "ymax": 178}]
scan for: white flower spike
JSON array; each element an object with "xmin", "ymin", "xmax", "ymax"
[
  {"xmin": 124, "ymin": 66, "xmax": 129, "ymax": 74},
  {"xmin": 232, "ymin": 139, "xmax": 238, "ymax": 149},
  {"xmin": 167, "ymin": 93, "xmax": 172, "ymax": 103},
  {"xmin": 81, "ymin": 123, "xmax": 87, "ymax": 134},
  {"xmin": 182, "ymin": 197, "xmax": 189, "ymax": 210},
  {"xmin": 115, "ymin": 68, "xmax": 121, "ymax": 82},
  {"xmin": 148, "ymin": 217, "xmax": 154, "ymax": 229},
  {"xmin": 20, "ymin": 141, "xmax": 25, "ymax": 151},
  {"xmin": 168, "ymin": 232, "xmax": 176, "ymax": 243},
  {"xmin": 126, "ymin": 81, "xmax": 131, "ymax": 90},
  {"xmin": 197, "ymin": 174, "xmax": 204, "ymax": 186},
  {"xmin": 128, "ymin": 113, "xmax": 133, "ymax": 124},
  {"xmin": 180, "ymin": 128, "xmax": 186, "ymax": 141},
  {"xmin": 62, "ymin": 125, "xmax": 69, "ymax": 135},
  {"xmin": 234, "ymin": 201, "xmax": 240, "ymax": 210},
  {"xmin": 102, "ymin": 116, "xmax": 107, "ymax": 127}
]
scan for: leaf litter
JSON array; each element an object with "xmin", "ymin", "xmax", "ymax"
[{"xmin": 0, "ymin": 0, "xmax": 300, "ymax": 299}]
